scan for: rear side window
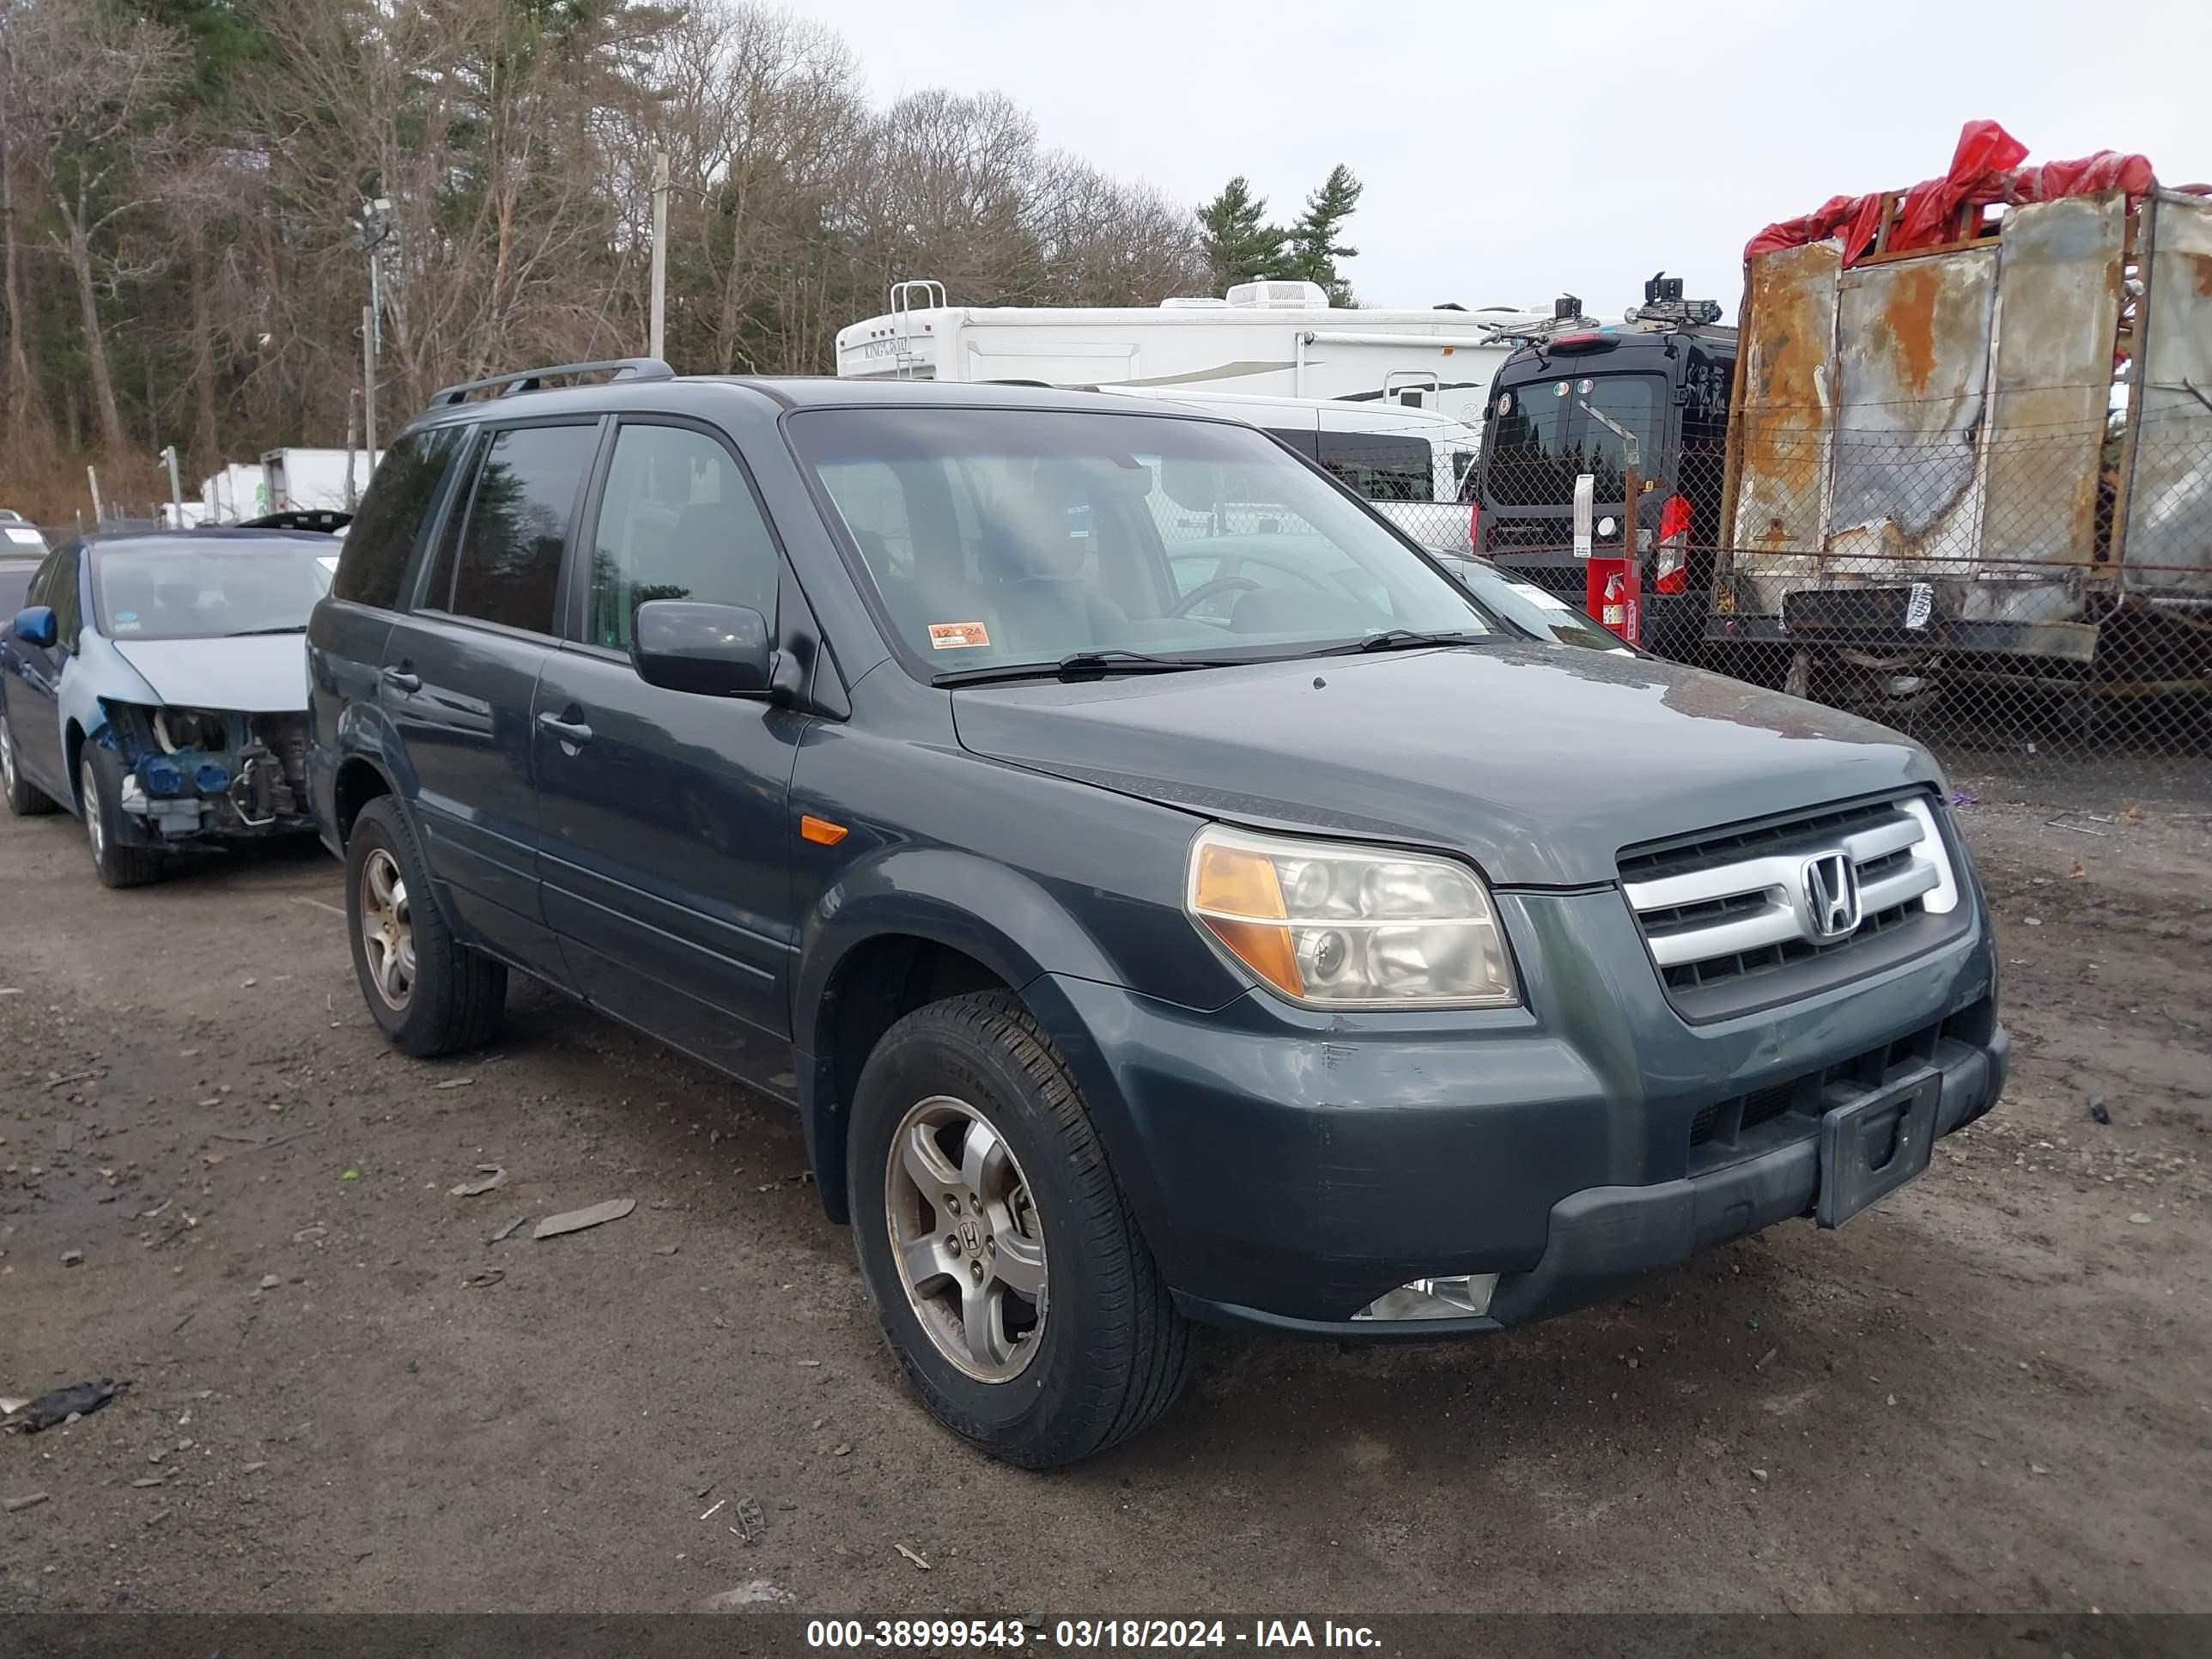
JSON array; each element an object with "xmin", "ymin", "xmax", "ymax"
[
  {"xmin": 333, "ymin": 427, "xmax": 465, "ymax": 608},
  {"xmin": 441, "ymin": 423, "xmax": 599, "ymax": 635}
]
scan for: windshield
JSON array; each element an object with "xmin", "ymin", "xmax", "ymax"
[
  {"xmin": 93, "ymin": 541, "xmax": 337, "ymax": 641},
  {"xmin": 4, "ymin": 524, "xmax": 46, "ymax": 550},
  {"xmin": 1439, "ymin": 557, "xmax": 1630, "ymax": 653},
  {"xmin": 1485, "ymin": 370, "xmax": 1664, "ymax": 508},
  {"xmin": 788, "ymin": 407, "xmax": 1493, "ymax": 677}
]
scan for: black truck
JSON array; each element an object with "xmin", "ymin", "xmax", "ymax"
[{"xmin": 1471, "ymin": 276, "xmax": 1736, "ymax": 662}]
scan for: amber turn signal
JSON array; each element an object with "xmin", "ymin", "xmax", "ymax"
[
  {"xmin": 1188, "ymin": 836, "xmax": 1304, "ymax": 998},
  {"xmin": 800, "ymin": 815, "xmax": 848, "ymax": 846}
]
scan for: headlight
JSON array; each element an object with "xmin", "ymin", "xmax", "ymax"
[{"xmin": 1185, "ymin": 825, "xmax": 1517, "ymax": 1009}]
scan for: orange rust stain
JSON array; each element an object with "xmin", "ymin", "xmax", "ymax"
[
  {"xmin": 1740, "ymin": 251, "xmax": 1841, "ymax": 544},
  {"xmin": 1884, "ymin": 266, "xmax": 1941, "ymax": 392},
  {"xmin": 2189, "ymin": 252, "xmax": 2212, "ymax": 298}
]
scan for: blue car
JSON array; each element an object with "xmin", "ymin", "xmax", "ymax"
[{"xmin": 1, "ymin": 528, "xmax": 336, "ymax": 886}]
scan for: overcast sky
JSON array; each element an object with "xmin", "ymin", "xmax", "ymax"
[{"xmin": 803, "ymin": 0, "xmax": 2212, "ymax": 319}]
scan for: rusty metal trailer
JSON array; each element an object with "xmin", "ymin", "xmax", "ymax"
[{"xmin": 1710, "ymin": 184, "xmax": 2212, "ymax": 714}]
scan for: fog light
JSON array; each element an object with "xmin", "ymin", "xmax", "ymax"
[
  {"xmin": 137, "ymin": 756, "xmax": 184, "ymax": 798},
  {"xmin": 1351, "ymin": 1273, "xmax": 1498, "ymax": 1322},
  {"xmin": 193, "ymin": 760, "xmax": 230, "ymax": 795}
]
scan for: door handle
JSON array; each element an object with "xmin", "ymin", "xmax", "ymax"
[
  {"xmin": 381, "ymin": 665, "xmax": 421, "ymax": 694},
  {"xmin": 537, "ymin": 711, "xmax": 593, "ymax": 746}
]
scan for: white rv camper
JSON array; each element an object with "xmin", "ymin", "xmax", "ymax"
[{"xmin": 836, "ymin": 280, "xmax": 1550, "ymax": 426}]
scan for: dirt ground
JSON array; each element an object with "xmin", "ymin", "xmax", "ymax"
[{"xmin": 2, "ymin": 760, "xmax": 2207, "ymax": 1618}]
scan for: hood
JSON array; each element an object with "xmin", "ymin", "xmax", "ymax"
[
  {"xmin": 106, "ymin": 634, "xmax": 308, "ymax": 714},
  {"xmin": 949, "ymin": 645, "xmax": 1941, "ymax": 888}
]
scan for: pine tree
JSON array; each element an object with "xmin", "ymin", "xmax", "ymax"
[
  {"xmin": 1284, "ymin": 163, "xmax": 1362, "ymax": 304},
  {"xmin": 1195, "ymin": 175, "xmax": 1285, "ymax": 288}
]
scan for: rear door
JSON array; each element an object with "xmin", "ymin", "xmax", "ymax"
[
  {"xmin": 532, "ymin": 417, "xmax": 807, "ymax": 1084},
  {"xmin": 380, "ymin": 418, "xmax": 602, "ymax": 972}
]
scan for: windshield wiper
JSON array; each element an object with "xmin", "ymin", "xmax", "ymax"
[
  {"xmin": 226, "ymin": 623, "xmax": 307, "ymax": 636},
  {"xmin": 933, "ymin": 648, "xmax": 1228, "ymax": 688},
  {"xmin": 1302, "ymin": 629, "xmax": 1490, "ymax": 658}
]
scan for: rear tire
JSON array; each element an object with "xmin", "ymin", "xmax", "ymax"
[
  {"xmin": 345, "ymin": 794, "xmax": 506, "ymax": 1057},
  {"xmin": 79, "ymin": 748, "xmax": 163, "ymax": 888},
  {"xmin": 848, "ymin": 990, "xmax": 1193, "ymax": 1468},
  {"xmin": 0, "ymin": 709, "xmax": 56, "ymax": 816}
]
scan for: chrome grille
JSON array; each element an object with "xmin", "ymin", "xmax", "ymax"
[{"xmin": 1621, "ymin": 795, "xmax": 1960, "ymax": 996}]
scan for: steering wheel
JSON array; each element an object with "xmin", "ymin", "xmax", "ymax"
[{"xmin": 1170, "ymin": 574, "xmax": 1262, "ymax": 618}]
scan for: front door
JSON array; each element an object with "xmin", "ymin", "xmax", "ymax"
[
  {"xmin": 381, "ymin": 419, "xmax": 603, "ymax": 973},
  {"xmin": 8, "ymin": 546, "xmax": 78, "ymax": 793},
  {"xmin": 533, "ymin": 418, "xmax": 805, "ymax": 1085}
]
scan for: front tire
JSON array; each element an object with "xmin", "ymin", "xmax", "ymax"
[
  {"xmin": 79, "ymin": 749, "xmax": 163, "ymax": 888},
  {"xmin": 848, "ymin": 991, "xmax": 1193, "ymax": 1468},
  {"xmin": 1, "ymin": 709, "xmax": 56, "ymax": 816},
  {"xmin": 345, "ymin": 794, "xmax": 506, "ymax": 1057}
]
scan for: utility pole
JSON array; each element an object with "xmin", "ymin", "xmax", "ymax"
[
  {"xmin": 362, "ymin": 306, "xmax": 378, "ymax": 465},
  {"xmin": 86, "ymin": 465, "xmax": 104, "ymax": 526},
  {"xmin": 161, "ymin": 445, "xmax": 183, "ymax": 526},
  {"xmin": 343, "ymin": 390, "xmax": 359, "ymax": 510},
  {"xmin": 648, "ymin": 150, "xmax": 670, "ymax": 362},
  {"xmin": 355, "ymin": 198, "xmax": 393, "ymax": 470}
]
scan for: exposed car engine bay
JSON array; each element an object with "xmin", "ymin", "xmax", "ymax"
[{"xmin": 94, "ymin": 701, "xmax": 313, "ymax": 843}]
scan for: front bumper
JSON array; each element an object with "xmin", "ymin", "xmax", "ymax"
[
  {"xmin": 115, "ymin": 778, "xmax": 313, "ymax": 845},
  {"xmin": 1188, "ymin": 1024, "xmax": 2004, "ymax": 1340},
  {"xmin": 1034, "ymin": 884, "xmax": 2003, "ymax": 1340}
]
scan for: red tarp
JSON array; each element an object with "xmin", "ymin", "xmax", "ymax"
[{"xmin": 1745, "ymin": 120, "xmax": 2157, "ymax": 266}]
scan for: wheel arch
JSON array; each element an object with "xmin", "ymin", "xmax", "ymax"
[
  {"xmin": 63, "ymin": 717, "xmax": 89, "ymax": 811},
  {"xmin": 793, "ymin": 849, "xmax": 1133, "ymax": 1227},
  {"xmin": 331, "ymin": 752, "xmax": 397, "ymax": 847}
]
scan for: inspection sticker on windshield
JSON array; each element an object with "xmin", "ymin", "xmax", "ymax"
[
  {"xmin": 1508, "ymin": 582, "xmax": 1574, "ymax": 613},
  {"xmin": 927, "ymin": 621, "xmax": 991, "ymax": 650}
]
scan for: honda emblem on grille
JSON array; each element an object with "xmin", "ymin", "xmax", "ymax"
[{"xmin": 1802, "ymin": 852, "xmax": 1863, "ymax": 942}]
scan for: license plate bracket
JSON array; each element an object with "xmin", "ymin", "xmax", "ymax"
[{"xmin": 1816, "ymin": 1069, "xmax": 1941, "ymax": 1229}]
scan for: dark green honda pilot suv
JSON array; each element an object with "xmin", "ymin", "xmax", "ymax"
[{"xmin": 307, "ymin": 359, "xmax": 2006, "ymax": 1468}]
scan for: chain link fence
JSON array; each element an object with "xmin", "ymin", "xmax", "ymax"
[{"xmin": 1375, "ymin": 403, "xmax": 2212, "ymax": 763}]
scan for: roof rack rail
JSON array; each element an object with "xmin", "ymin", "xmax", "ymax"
[{"xmin": 428, "ymin": 357, "xmax": 676, "ymax": 409}]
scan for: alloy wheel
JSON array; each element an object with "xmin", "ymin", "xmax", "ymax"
[
  {"xmin": 358, "ymin": 846, "xmax": 416, "ymax": 1011},
  {"xmin": 884, "ymin": 1094, "xmax": 1048, "ymax": 1382},
  {"xmin": 79, "ymin": 756, "xmax": 103, "ymax": 867}
]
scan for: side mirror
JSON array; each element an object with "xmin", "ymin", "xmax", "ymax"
[
  {"xmin": 11, "ymin": 605, "xmax": 56, "ymax": 650},
  {"xmin": 630, "ymin": 600, "xmax": 774, "ymax": 697}
]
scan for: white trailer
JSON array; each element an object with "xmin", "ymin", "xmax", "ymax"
[
  {"xmin": 836, "ymin": 280, "xmax": 1552, "ymax": 427},
  {"xmin": 261, "ymin": 448, "xmax": 381, "ymax": 514},
  {"xmin": 200, "ymin": 463, "xmax": 267, "ymax": 524}
]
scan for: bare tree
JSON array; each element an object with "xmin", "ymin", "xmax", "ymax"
[
  {"xmin": 0, "ymin": 0, "xmax": 50, "ymax": 456},
  {"xmin": 9, "ymin": 0, "xmax": 183, "ymax": 457},
  {"xmin": 1024, "ymin": 154, "xmax": 1210, "ymax": 306},
  {"xmin": 0, "ymin": 0, "xmax": 1209, "ymax": 505}
]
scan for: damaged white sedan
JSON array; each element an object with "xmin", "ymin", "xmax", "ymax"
[{"xmin": 0, "ymin": 529, "xmax": 332, "ymax": 887}]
